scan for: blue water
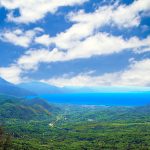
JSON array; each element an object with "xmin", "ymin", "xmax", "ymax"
[{"xmin": 36, "ymin": 92, "xmax": 150, "ymax": 106}]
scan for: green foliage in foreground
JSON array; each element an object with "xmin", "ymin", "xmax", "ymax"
[
  {"xmin": 0, "ymin": 127, "xmax": 12, "ymax": 150},
  {"xmin": 1, "ymin": 95, "xmax": 150, "ymax": 149},
  {"xmin": 2, "ymin": 120, "xmax": 150, "ymax": 150}
]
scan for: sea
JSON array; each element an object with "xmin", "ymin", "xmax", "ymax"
[{"xmin": 36, "ymin": 92, "xmax": 150, "ymax": 106}]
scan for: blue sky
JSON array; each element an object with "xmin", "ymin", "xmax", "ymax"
[{"xmin": 0, "ymin": 0, "xmax": 150, "ymax": 87}]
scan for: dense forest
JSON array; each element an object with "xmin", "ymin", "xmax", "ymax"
[{"xmin": 1, "ymin": 95, "xmax": 150, "ymax": 149}]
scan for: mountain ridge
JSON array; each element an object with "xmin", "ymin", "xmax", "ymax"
[
  {"xmin": 0, "ymin": 77, "xmax": 35, "ymax": 97},
  {"xmin": 0, "ymin": 95, "xmax": 60, "ymax": 120},
  {"xmin": 18, "ymin": 81, "xmax": 62, "ymax": 94}
]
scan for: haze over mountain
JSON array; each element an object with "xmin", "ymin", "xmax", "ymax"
[
  {"xmin": 0, "ymin": 77, "xmax": 35, "ymax": 97},
  {"xmin": 18, "ymin": 82, "xmax": 62, "ymax": 94},
  {"xmin": 18, "ymin": 81, "xmax": 150, "ymax": 95},
  {"xmin": 1, "ymin": 76, "xmax": 150, "ymax": 98}
]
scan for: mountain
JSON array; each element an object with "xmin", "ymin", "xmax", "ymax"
[
  {"xmin": 18, "ymin": 81, "xmax": 150, "ymax": 95},
  {"xmin": 18, "ymin": 82, "xmax": 62, "ymax": 94},
  {"xmin": 0, "ymin": 77, "xmax": 35, "ymax": 97},
  {"xmin": 24, "ymin": 97, "xmax": 60, "ymax": 113},
  {"xmin": 0, "ymin": 95, "xmax": 60, "ymax": 120}
]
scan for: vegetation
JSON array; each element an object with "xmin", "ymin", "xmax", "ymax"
[
  {"xmin": 0, "ymin": 127, "xmax": 12, "ymax": 150},
  {"xmin": 0, "ymin": 95, "xmax": 60, "ymax": 121},
  {"xmin": 1, "ymin": 95, "xmax": 150, "ymax": 149}
]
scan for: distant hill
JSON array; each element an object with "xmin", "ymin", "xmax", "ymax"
[
  {"xmin": 24, "ymin": 97, "xmax": 60, "ymax": 114},
  {"xmin": 0, "ymin": 77, "xmax": 35, "ymax": 97},
  {"xmin": 18, "ymin": 82, "xmax": 62, "ymax": 94},
  {"xmin": 18, "ymin": 82, "xmax": 93, "ymax": 94},
  {"xmin": 17, "ymin": 81, "xmax": 150, "ymax": 95},
  {"xmin": 0, "ymin": 95, "xmax": 60, "ymax": 120}
]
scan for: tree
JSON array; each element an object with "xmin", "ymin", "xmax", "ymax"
[{"xmin": 0, "ymin": 127, "xmax": 12, "ymax": 150}]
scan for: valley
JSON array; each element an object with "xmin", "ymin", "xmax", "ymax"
[
  {"xmin": 1, "ymin": 95, "xmax": 150, "ymax": 149},
  {"xmin": 1, "ymin": 78, "xmax": 150, "ymax": 149}
]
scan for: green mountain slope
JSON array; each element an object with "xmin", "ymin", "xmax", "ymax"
[{"xmin": 0, "ymin": 95, "xmax": 60, "ymax": 121}]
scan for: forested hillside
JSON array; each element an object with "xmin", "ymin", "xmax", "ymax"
[{"xmin": 1, "ymin": 95, "xmax": 150, "ymax": 149}]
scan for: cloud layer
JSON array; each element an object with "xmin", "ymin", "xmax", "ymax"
[
  {"xmin": 0, "ymin": 0, "xmax": 150, "ymax": 87},
  {"xmin": 0, "ymin": 0, "xmax": 88, "ymax": 23},
  {"xmin": 43, "ymin": 59, "xmax": 150, "ymax": 87},
  {"xmin": 0, "ymin": 28, "xmax": 43, "ymax": 47}
]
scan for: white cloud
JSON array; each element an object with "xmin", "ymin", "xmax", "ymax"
[
  {"xmin": 1, "ymin": 48, "xmax": 150, "ymax": 86},
  {"xmin": 66, "ymin": 34, "xmax": 150, "ymax": 58},
  {"xmin": 1, "ymin": 58, "xmax": 150, "ymax": 87},
  {"xmin": 0, "ymin": 0, "xmax": 150, "ymax": 86},
  {"xmin": 35, "ymin": 34, "xmax": 51, "ymax": 47},
  {"xmin": 0, "ymin": 0, "xmax": 88, "ymax": 23},
  {"xmin": 17, "ymin": 48, "xmax": 66, "ymax": 70},
  {"xmin": 42, "ymin": 59, "xmax": 150, "ymax": 87},
  {"xmin": 69, "ymin": 0, "xmax": 150, "ymax": 28},
  {"xmin": 35, "ymin": 0, "xmax": 150, "ymax": 56},
  {"xmin": 112, "ymin": 0, "xmax": 150, "ymax": 27},
  {"xmin": 0, "ymin": 27, "xmax": 43, "ymax": 47},
  {"xmin": 0, "ymin": 32, "xmax": 149, "ymax": 84},
  {"xmin": 0, "ymin": 65, "xmax": 22, "ymax": 83},
  {"xmin": 22, "ymin": 34, "xmax": 150, "ymax": 71}
]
